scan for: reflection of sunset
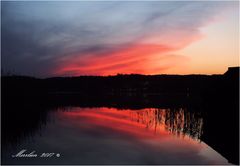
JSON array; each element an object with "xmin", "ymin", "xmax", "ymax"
[
  {"xmin": 2, "ymin": 106, "xmax": 229, "ymax": 165},
  {"xmin": 51, "ymin": 107, "xmax": 229, "ymax": 165},
  {"xmin": 128, "ymin": 108, "xmax": 203, "ymax": 140},
  {"xmin": 61, "ymin": 107, "xmax": 203, "ymax": 140}
]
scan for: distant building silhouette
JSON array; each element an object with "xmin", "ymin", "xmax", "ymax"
[{"xmin": 224, "ymin": 67, "xmax": 240, "ymax": 77}]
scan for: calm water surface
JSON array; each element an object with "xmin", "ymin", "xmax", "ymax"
[{"xmin": 3, "ymin": 107, "xmax": 229, "ymax": 164}]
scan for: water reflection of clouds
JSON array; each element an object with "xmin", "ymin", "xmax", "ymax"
[
  {"xmin": 37, "ymin": 107, "xmax": 227, "ymax": 164},
  {"xmin": 61, "ymin": 107, "xmax": 203, "ymax": 140},
  {"xmin": 3, "ymin": 107, "xmax": 229, "ymax": 164}
]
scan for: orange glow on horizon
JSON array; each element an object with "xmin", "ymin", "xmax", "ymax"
[
  {"xmin": 53, "ymin": 44, "xmax": 192, "ymax": 76},
  {"xmin": 51, "ymin": 8, "xmax": 238, "ymax": 77},
  {"xmin": 51, "ymin": 9, "xmax": 239, "ymax": 76}
]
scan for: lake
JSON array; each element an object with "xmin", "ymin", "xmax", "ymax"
[{"xmin": 2, "ymin": 106, "xmax": 230, "ymax": 165}]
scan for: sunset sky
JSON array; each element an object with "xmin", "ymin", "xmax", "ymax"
[{"xmin": 1, "ymin": 1, "xmax": 239, "ymax": 77}]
